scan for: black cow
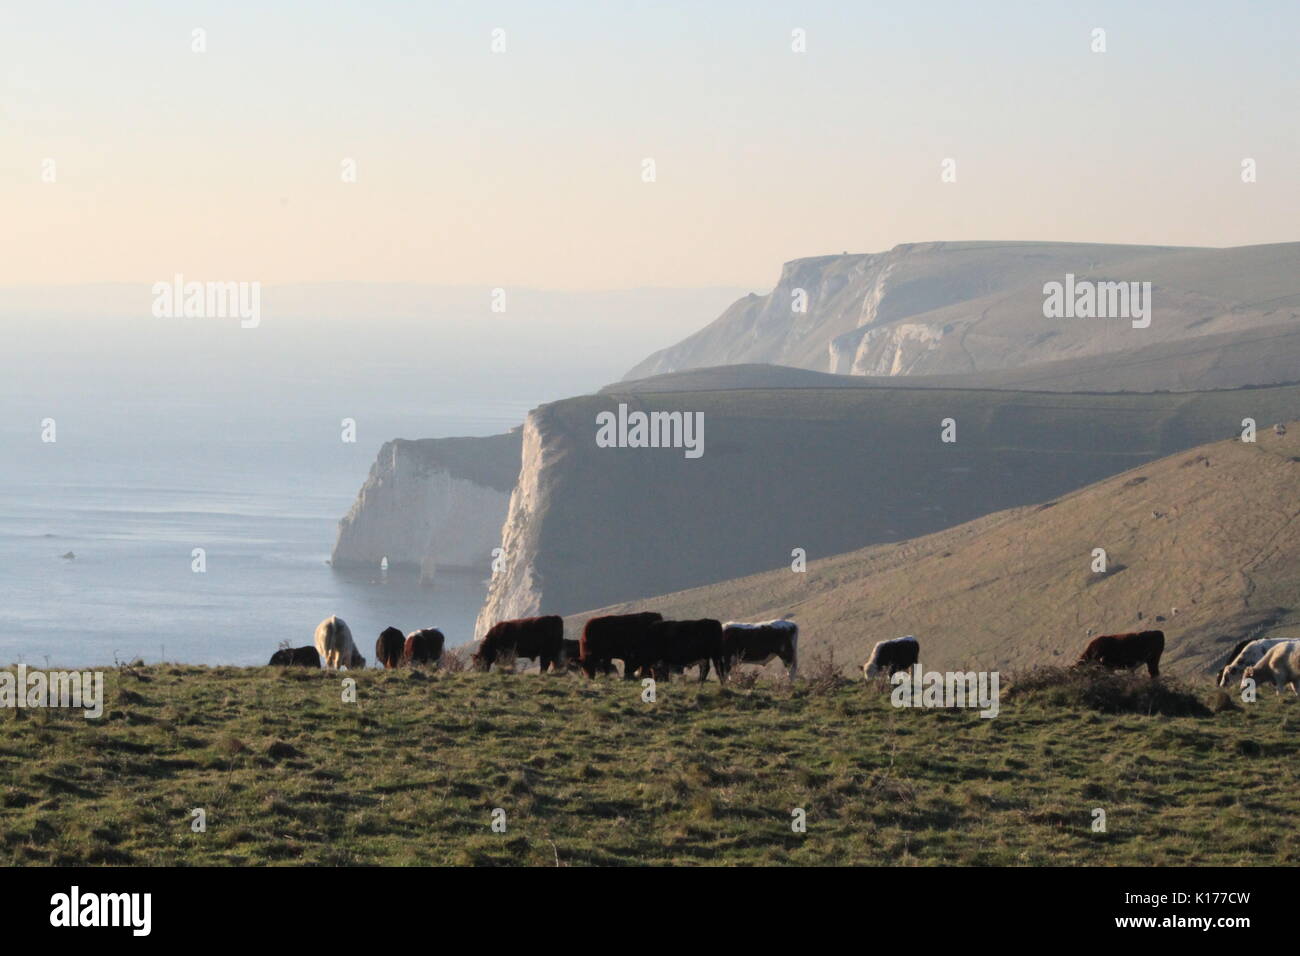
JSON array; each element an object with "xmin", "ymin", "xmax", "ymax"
[
  {"xmin": 269, "ymin": 645, "xmax": 322, "ymax": 668},
  {"xmin": 473, "ymin": 616, "xmax": 565, "ymax": 673},
  {"xmin": 579, "ymin": 611, "xmax": 663, "ymax": 679},
  {"xmin": 722, "ymin": 620, "xmax": 799, "ymax": 680},
  {"xmin": 561, "ymin": 638, "xmax": 586, "ymax": 673},
  {"xmin": 862, "ymin": 636, "xmax": 921, "ymax": 679},
  {"xmin": 642, "ymin": 619, "xmax": 726, "ymax": 683}
]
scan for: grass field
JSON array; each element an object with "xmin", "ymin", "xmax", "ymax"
[{"xmin": 2, "ymin": 663, "xmax": 1296, "ymax": 866}]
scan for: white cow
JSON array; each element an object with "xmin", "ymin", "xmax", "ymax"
[
  {"xmin": 1242, "ymin": 641, "xmax": 1300, "ymax": 695},
  {"xmin": 314, "ymin": 615, "xmax": 365, "ymax": 670},
  {"xmin": 1219, "ymin": 638, "xmax": 1292, "ymax": 687}
]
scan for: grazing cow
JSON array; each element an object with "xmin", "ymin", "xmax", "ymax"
[
  {"xmin": 1218, "ymin": 637, "xmax": 1292, "ymax": 687},
  {"xmin": 721, "ymin": 620, "xmax": 799, "ymax": 680},
  {"xmin": 473, "ymin": 616, "xmax": 564, "ymax": 673},
  {"xmin": 1075, "ymin": 630, "xmax": 1164, "ymax": 678},
  {"xmin": 643, "ymin": 619, "xmax": 726, "ymax": 683},
  {"xmin": 1243, "ymin": 641, "xmax": 1300, "ymax": 694},
  {"xmin": 1222, "ymin": 642, "xmax": 1294, "ymax": 686},
  {"xmin": 375, "ymin": 627, "xmax": 405, "ymax": 669},
  {"xmin": 579, "ymin": 611, "xmax": 663, "ymax": 679},
  {"xmin": 862, "ymin": 635, "xmax": 921, "ymax": 679},
  {"xmin": 404, "ymin": 628, "xmax": 445, "ymax": 667},
  {"xmin": 268, "ymin": 645, "xmax": 321, "ymax": 668},
  {"xmin": 314, "ymin": 615, "xmax": 365, "ymax": 670}
]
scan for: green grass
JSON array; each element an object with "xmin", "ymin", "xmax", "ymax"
[{"xmin": 1, "ymin": 664, "xmax": 1296, "ymax": 866}]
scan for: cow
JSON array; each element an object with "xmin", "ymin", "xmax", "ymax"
[
  {"xmin": 404, "ymin": 628, "xmax": 445, "ymax": 667},
  {"xmin": 314, "ymin": 615, "xmax": 365, "ymax": 670},
  {"xmin": 579, "ymin": 611, "xmax": 663, "ymax": 679},
  {"xmin": 1242, "ymin": 641, "xmax": 1300, "ymax": 695},
  {"xmin": 1218, "ymin": 637, "xmax": 1292, "ymax": 687},
  {"xmin": 1075, "ymin": 630, "xmax": 1164, "ymax": 678},
  {"xmin": 375, "ymin": 627, "xmax": 405, "ymax": 669},
  {"xmin": 561, "ymin": 638, "xmax": 585, "ymax": 673},
  {"xmin": 269, "ymin": 645, "xmax": 321, "ymax": 668},
  {"xmin": 863, "ymin": 635, "xmax": 920, "ymax": 679},
  {"xmin": 643, "ymin": 619, "xmax": 726, "ymax": 683},
  {"xmin": 473, "ymin": 615, "xmax": 564, "ymax": 673},
  {"xmin": 721, "ymin": 619, "xmax": 799, "ymax": 680}
]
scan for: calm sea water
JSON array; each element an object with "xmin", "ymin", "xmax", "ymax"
[
  {"xmin": 0, "ymin": 293, "xmax": 742, "ymax": 666},
  {"xmin": 0, "ymin": 425, "xmax": 517, "ymax": 669}
]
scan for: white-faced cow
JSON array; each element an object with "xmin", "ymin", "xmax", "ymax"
[
  {"xmin": 1218, "ymin": 637, "xmax": 1292, "ymax": 687},
  {"xmin": 1242, "ymin": 641, "xmax": 1300, "ymax": 695},
  {"xmin": 863, "ymin": 635, "xmax": 920, "ymax": 679},
  {"xmin": 314, "ymin": 615, "xmax": 365, "ymax": 670},
  {"xmin": 404, "ymin": 628, "xmax": 445, "ymax": 667},
  {"xmin": 721, "ymin": 620, "xmax": 799, "ymax": 680}
]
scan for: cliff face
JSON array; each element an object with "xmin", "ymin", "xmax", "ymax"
[
  {"xmin": 626, "ymin": 241, "xmax": 1300, "ymax": 381},
  {"xmin": 332, "ymin": 432, "xmax": 522, "ymax": 579},
  {"xmin": 472, "ymin": 382, "xmax": 1300, "ymax": 634}
]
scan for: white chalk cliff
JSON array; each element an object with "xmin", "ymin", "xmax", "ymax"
[
  {"xmin": 626, "ymin": 241, "xmax": 1300, "ymax": 381},
  {"xmin": 332, "ymin": 432, "xmax": 521, "ymax": 580}
]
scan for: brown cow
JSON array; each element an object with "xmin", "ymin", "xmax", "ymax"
[
  {"xmin": 643, "ymin": 619, "xmax": 726, "ymax": 683},
  {"xmin": 473, "ymin": 616, "xmax": 564, "ymax": 673},
  {"xmin": 579, "ymin": 611, "xmax": 663, "ymax": 679},
  {"xmin": 1075, "ymin": 630, "xmax": 1164, "ymax": 677},
  {"xmin": 404, "ymin": 628, "xmax": 445, "ymax": 667},
  {"xmin": 375, "ymin": 627, "xmax": 405, "ymax": 669}
]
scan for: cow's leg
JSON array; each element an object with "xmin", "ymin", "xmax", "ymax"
[
  {"xmin": 699, "ymin": 660, "xmax": 711, "ymax": 683},
  {"xmin": 1147, "ymin": 657, "xmax": 1159, "ymax": 678}
]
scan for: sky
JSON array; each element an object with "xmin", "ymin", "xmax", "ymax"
[{"xmin": 2, "ymin": 0, "xmax": 1297, "ymax": 289}]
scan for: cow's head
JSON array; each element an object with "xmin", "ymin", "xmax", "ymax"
[
  {"xmin": 348, "ymin": 649, "xmax": 366, "ymax": 669},
  {"xmin": 471, "ymin": 646, "xmax": 492, "ymax": 672},
  {"xmin": 1223, "ymin": 657, "xmax": 1259, "ymax": 687}
]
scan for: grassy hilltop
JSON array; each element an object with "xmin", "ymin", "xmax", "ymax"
[{"xmin": 2, "ymin": 664, "xmax": 1297, "ymax": 866}]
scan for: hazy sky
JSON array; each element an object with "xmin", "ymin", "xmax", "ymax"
[{"xmin": 3, "ymin": 0, "xmax": 1297, "ymax": 289}]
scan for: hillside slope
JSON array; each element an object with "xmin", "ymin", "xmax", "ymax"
[
  {"xmin": 576, "ymin": 427, "xmax": 1300, "ymax": 677},
  {"xmin": 477, "ymin": 382, "xmax": 1300, "ymax": 636},
  {"xmin": 626, "ymin": 241, "xmax": 1300, "ymax": 386}
]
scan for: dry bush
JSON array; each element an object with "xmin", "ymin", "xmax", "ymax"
[
  {"xmin": 801, "ymin": 647, "xmax": 851, "ymax": 694},
  {"xmin": 1005, "ymin": 665, "xmax": 1212, "ymax": 717},
  {"xmin": 438, "ymin": 646, "xmax": 471, "ymax": 674}
]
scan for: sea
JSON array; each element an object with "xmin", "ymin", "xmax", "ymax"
[{"xmin": 0, "ymin": 287, "xmax": 743, "ymax": 666}]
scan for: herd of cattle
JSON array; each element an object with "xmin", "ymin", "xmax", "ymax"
[
  {"xmin": 289, "ymin": 612, "xmax": 802, "ymax": 682},
  {"xmin": 262, "ymin": 616, "xmax": 1300, "ymax": 692}
]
